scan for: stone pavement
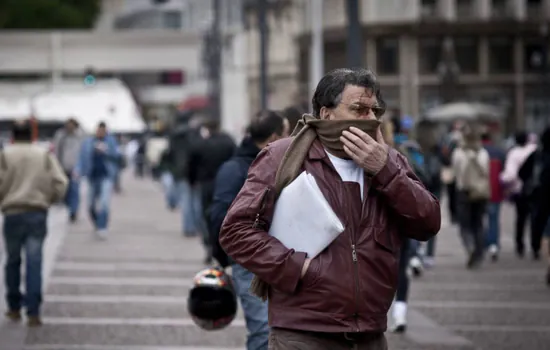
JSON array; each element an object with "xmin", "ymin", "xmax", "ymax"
[{"xmin": 0, "ymin": 172, "xmax": 548, "ymax": 350}]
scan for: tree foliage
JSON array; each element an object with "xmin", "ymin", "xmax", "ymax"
[{"xmin": 0, "ymin": 0, "xmax": 101, "ymax": 29}]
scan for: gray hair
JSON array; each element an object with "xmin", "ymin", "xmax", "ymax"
[{"xmin": 311, "ymin": 68, "xmax": 386, "ymax": 118}]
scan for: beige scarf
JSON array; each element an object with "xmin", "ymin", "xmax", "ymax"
[{"xmin": 250, "ymin": 114, "xmax": 381, "ymax": 300}]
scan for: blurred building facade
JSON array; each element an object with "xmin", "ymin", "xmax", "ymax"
[
  {"xmin": 264, "ymin": 0, "xmax": 550, "ymax": 132},
  {"xmin": 0, "ymin": 0, "xmax": 250, "ymax": 138},
  {"xmin": 2, "ymin": 0, "xmax": 549, "ymax": 134}
]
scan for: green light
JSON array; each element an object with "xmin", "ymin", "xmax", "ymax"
[{"xmin": 84, "ymin": 74, "xmax": 96, "ymax": 86}]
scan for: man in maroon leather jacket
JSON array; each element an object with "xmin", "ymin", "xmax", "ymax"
[{"xmin": 220, "ymin": 68, "xmax": 441, "ymax": 350}]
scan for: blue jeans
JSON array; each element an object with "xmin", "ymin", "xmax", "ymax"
[
  {"xmin": 409, "ymin": 239, "xmax": 421, "ymax": 259},
  {"xmin": 177, "ymin": 180, "xmax": 206, "ymax": 236},
  {"xmin": 64, "ymin": 176, "xmax": 80, "ymax": 216},
  {"xmin": 486, "ymin": 202, "xmax": 501, "ymax": 248},
  {"xmin": 425, "ymin": 237, "xmax": 436, "ymax": 258},
  {"xmin": 161, "ymin": 172, "xmax": 178, "ymax": 209},
  {"xmin": 231, "ymin": 264, "xmax": 269, "ymax": 350},
  {"xmin": 88, "ymin": 178, "xmax": 113, "ymax": 230},
  {"xmin": 3, "ymin": 211, "xmax": 47, "ymax": 316}
]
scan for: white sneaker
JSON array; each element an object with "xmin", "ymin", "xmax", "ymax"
[
  {"xmin": 392, "ymin": 301, "xmax": 407, "ymax": 333},
  {"xmin": 488, "ymin": 244, "xmax": 498, "ymax": 262},
  {"xmin": 95, "ymin": 229, "xmax": 108, "ymax": 241},
  {"xmin": 409, "ymin": 256, "xmax": 423, "ymax": 277}
]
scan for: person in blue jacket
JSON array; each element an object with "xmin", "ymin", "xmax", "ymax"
[
  {"xmin": 209, "ymin": 111, "xmax": 288, "ymax": 350},
  {"xmin": 75, "ymin": 122, "xmax": 119, "ymax": 240}
]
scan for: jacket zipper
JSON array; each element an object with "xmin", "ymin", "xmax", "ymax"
[
  {"xmin": 252, "ymin": 188, "xmax": 271, "ymax": 229},
  {"xmin": 349, "ymin": 191, "xmax": 366, "ymax": 332},
  {"xmin": 351, "ymin": 243, "xmax": 360, "ymax": 331}
]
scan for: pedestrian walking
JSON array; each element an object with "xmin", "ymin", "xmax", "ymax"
[
  {"xmin": 210, "ymin": 110, "xmax": 288, "ymax": 350},
  {"xmin": 500, "ymin": 131, "xmax": 539, "ymax": 258},
  {"xmin": 74, "ymin": 122, "xmax": 119, "ymax": 240},
  {"xmin": 481, "ymin": 131, "xmax": 506, "ymax": 261},
  {"xmin": 158, "ymin": 146, "xmax": 178, "ymax": 210},
  {"xmin": 452, "ymin": 124, "xmax": 490, "ymax": 268},
  {"xmin": 440, "ymin": 122, "xmax": 463, "ymax": 224},
  {"xmin": 220, "ymin": 68, "xmax": 441, "ymax": 349},
  {"xmin": 528, "ymin": 128, "xmax": 550, "ymax": 272},
  {"xmin": 189, "ymin": 118, "xmax": 236, "ymax": 264},
  {"xmin": 1, "ymin": 120, "xmax": 68, "ymax": 327},
  {"xmin": 53, "ymin": 118, "xmax": 85, "ymax": 223},
  {"xmin": 170, "ymin": 117, "xmax": 204, "ymax": 237}
]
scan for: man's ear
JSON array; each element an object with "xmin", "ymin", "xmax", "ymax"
[{"xmin": 319, "ymin": 106, "xmax": 331, "ymax": 120}]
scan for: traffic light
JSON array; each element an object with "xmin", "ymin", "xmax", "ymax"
[{"xmin": 84, "ymin": 68, "xmax": 96, "ymax": 86}]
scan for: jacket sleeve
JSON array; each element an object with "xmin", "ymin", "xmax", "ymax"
[
  {"xmin": 48, "ymin": 154, "xmax": 69, "ymax": 203},
  {"xmin": 372, "ymin": 148, "xmax": 441, "ymax": 241},
  {"xmin": 219, "ymin": 146, "xmax": 307, "ymax": 294},
  {"xmin": 52, "ymin": 130, "xmax": 62, "ymax": 159},
  {"xmin": 209, "ymin": 160, "xmax": 244, "ymax": 267},
  {"xmin": 74, "ymin": 138, "xmax": 89, "ymax": 177},
  {"xmin": 106, "ymin": 136, "xmax": 120, "ymax": 160}
]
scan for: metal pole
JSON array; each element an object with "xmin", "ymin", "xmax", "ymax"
[
  {"xmin": 209, "ymin": 0, "xmax": 222, "ymax": 121},
  {"xmin": 541, "ymin": 24, "xmax": 549, "ymax": 126},
  {"xmin": 258, "ymin": 0, "xmax": 269, "ymax": 111},
  {"xmin": 309, "ymin": 0, "xmax": 324, "ymax": 107},
  {"xmin": 346, "ymin": 0, "xmax": 362, "ymax": 67}
]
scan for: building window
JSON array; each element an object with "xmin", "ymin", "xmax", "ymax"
[
  {"xmin": 420, "ymin": 0, "xmax": 438, "ymax": 19},
  {"xmin": 455, "ymin": 37, "xmax": 479, "ymax": 73},
  {"xmin": 228, "ymin": 0, "xmax": 242, "ymax": 27},
  {"xmin": 491, "ymin": 0, "xmax": 512, "ymax": 18},
  {"xmin": 163, "ymin": 11, "xmax": 181, "ymax": 29},
  {"xmin": 524, "ymin": 40, "xmax": 547, "ymax": 73},
  {"xmin": 324, "ymin": 42, "xmax": 347, "ymax": 73},
  {"xmin": 527, "ymin": 0, "xmax": 543, "ymax": 19},
  {"xmin": 488, "ymin": 36, "xmax": 514, "ymax": 74},
  {"xmin": 419, "ymin": 37, "xmax": 443, "ymax": 74},
  {"xmin": 456, "ymin": 0, "xmax": 474, "ymax": 19},
  {"xmin": 376, "ymin": 37, "xmax": 399, "ymax": 75},
  {"xmin": 160, "ymin": 71, "xmax": 185, "ymax": 85}
]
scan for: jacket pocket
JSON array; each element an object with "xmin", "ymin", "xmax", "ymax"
[
  {"xmin": 247, "ymin": 187, "xmax": 273, "ymax": 230},
  {"xmin": 300, "ymin": 256, "xmax": 321, "ymax": 289},
  {"xmin": 373, "ymin": 227, "xmax": 395, "ymax": 254},
  {"xmin": 361, "ymin": 228, "xmax": 399, "ymax": 313}
]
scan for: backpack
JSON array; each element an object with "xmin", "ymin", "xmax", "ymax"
[{"xmin": 461, "ymin": 149, "xmax": 490, "ymax": 201}]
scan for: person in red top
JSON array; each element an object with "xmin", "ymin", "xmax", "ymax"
[{"xmin": 481, "ymin": 132, "xmax": 506, "ymax": 261}]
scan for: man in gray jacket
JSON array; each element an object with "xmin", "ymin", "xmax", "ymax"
[
  {"xmin": 1, "ymin": 120, "xmax": 68, "ymax": 326},
  {"xmin": 53, "ymin": 118, "xmax": 85, "ymax": 222}
]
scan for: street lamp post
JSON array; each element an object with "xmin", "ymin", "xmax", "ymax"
[
  {"xmin": 309, "ymin": 0, "xmax": 324, "ymax": 106},
  {"xmin": 346, "ymin": 0, "xmax": 362, "ymax": 67},
  {"xmin": 540, "ymin": 23, "xmax": 549, "ymax": 126},
  {"xmin": 258, "ymin": 0, "xmax": 269, "ymax": 112},
  {"xmin": 204, "ymin": 0, "xmax": 222, "ymax": 122},
  {"xmin": 243, "ymin": 0, "xmax": 291, "ymax": 112}
]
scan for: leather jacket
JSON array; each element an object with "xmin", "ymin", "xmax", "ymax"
[{"xmin": 220, "ymin": 138, "xmax": 441, "ymax": 333}]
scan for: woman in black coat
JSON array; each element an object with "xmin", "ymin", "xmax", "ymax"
[{"xmin": 530, "ymin": 128, "xmax": 550, "ymax": 285}]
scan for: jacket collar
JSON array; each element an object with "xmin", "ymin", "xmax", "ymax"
[{"xmin": 307, "ymin": 138, "xmax": 328, "ymax": 161}]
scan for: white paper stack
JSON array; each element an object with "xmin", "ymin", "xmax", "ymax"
[{"xmin": 269, "ymin": 171, "xmax": 345, "ymax": 258}]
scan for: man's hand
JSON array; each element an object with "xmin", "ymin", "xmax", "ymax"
[
  {"xmin": 341, "ymin": 126, "xmax": 389, "ymax": 175},
  {"xmin": 301, "ymin": 258, "xmax": 311, "ymax": 279},
  {"xmin": 95, "ymin": 142, "xmax": 107, "ymax": 153}
]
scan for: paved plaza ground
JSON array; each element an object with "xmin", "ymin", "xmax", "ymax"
[{"xmin": 1, "ymin": 172, "xmax": 549, "ymax": 350}]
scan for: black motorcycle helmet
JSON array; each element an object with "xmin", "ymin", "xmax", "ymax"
[{"xmin": 188, "ymin": 267, "xmax": 237, "ymax": 331}]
